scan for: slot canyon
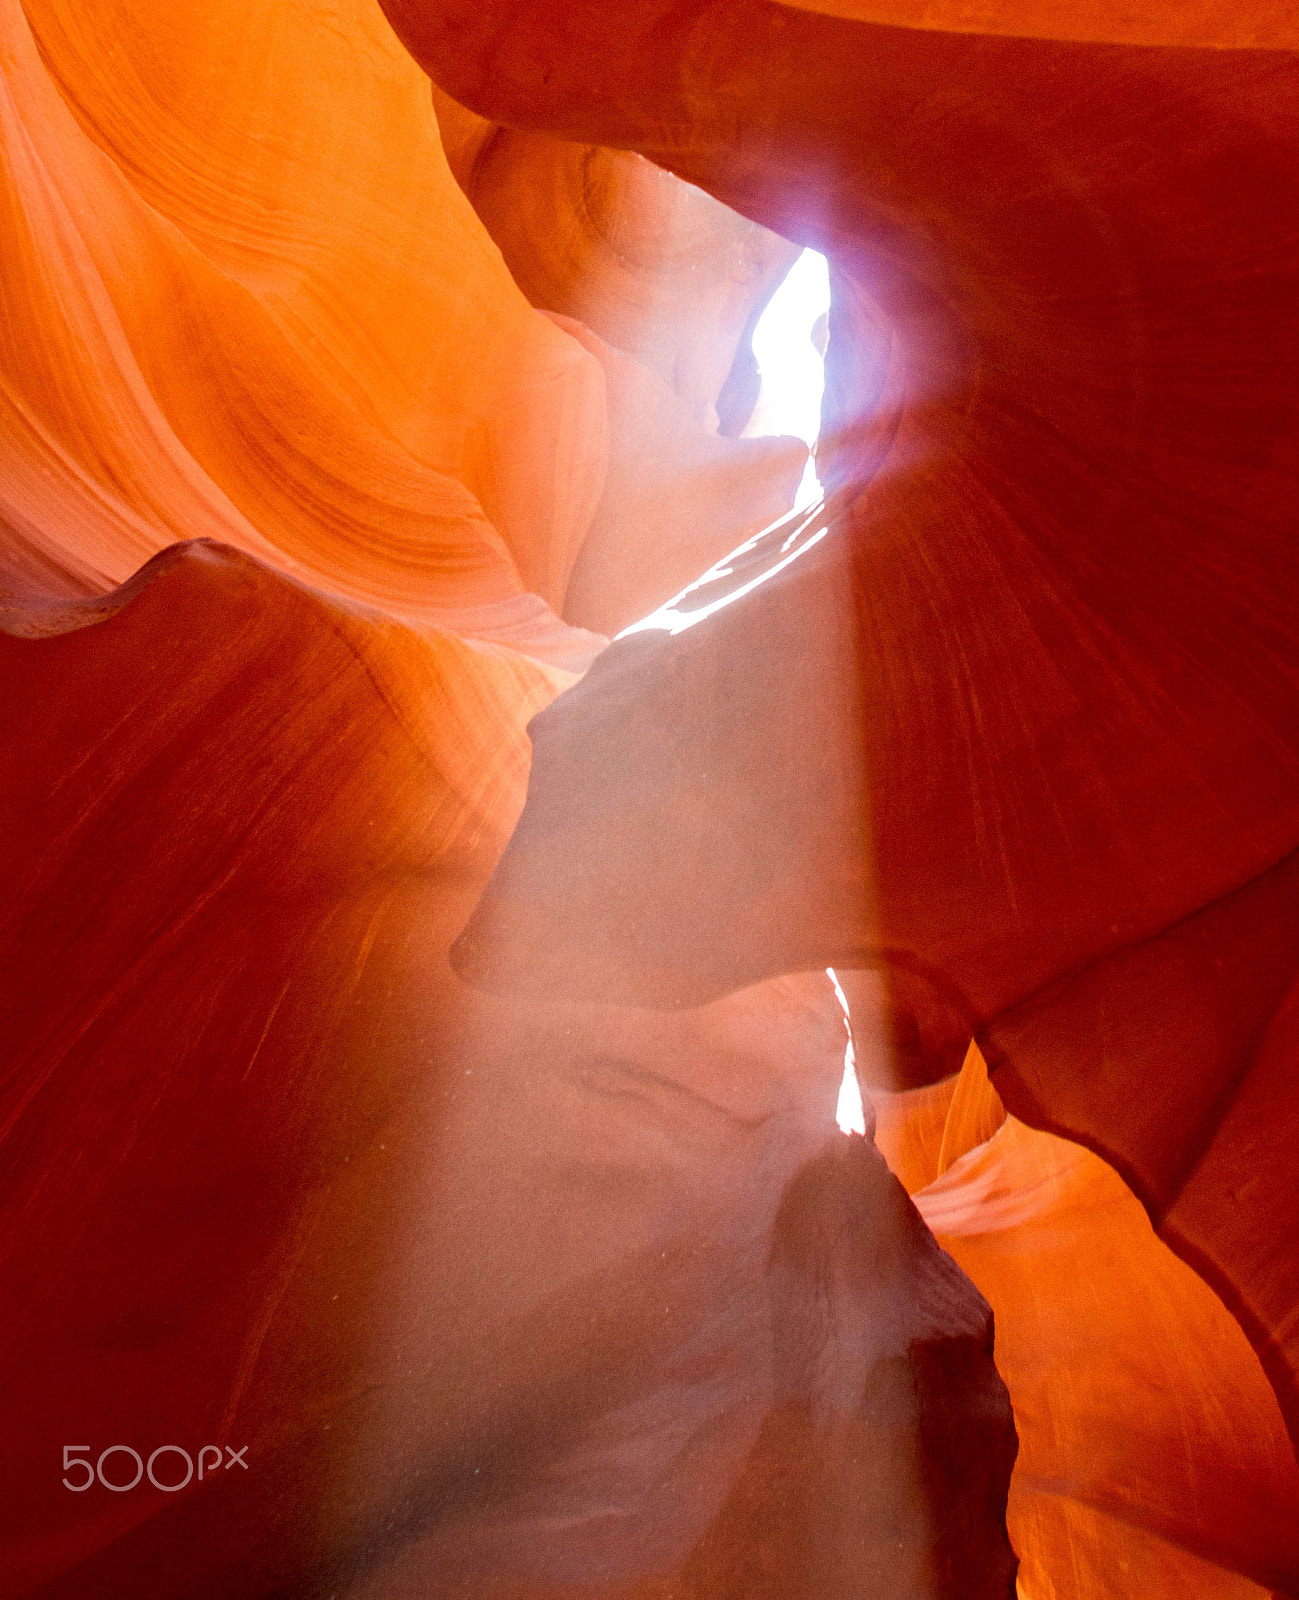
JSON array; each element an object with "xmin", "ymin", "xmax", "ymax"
[{"xmin": 1, "ymin": 0, "xmax": 1298, "ymax": 1595}]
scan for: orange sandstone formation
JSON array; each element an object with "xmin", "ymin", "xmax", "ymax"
[
  {"xmin": 875, "ymin": 1048, "xmax": 1299, "ymax": 1596},
  {"xmin": 2, "ymin": 0, "xmax": 1298, "ymax": 1594},
  {"xmin": 2, "ymin": 0, "xmax": 604, "ymax": 661},
  {"xmin": 0, "ymin": 545, "xmax": 1015, "ymax": 1596},
  {"xmin": 426, "ymin": 106, "xmax": 809, "ymax": 633},
  {"xmin": 432, "ymin": 0, "xmax": 1299, "ymax": 1470}
]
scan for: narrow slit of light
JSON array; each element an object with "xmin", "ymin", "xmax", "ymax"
[
  {"xmin": 828, "ymin": 967, "xmax": 867, "ymax": 1137},
  {"xmin": 614, "ymin": 246, "xmax": 831, "ymax": 641},
  {"xmin": 745, "ymin": 248, "xmax": 831, "ymax": 511}
]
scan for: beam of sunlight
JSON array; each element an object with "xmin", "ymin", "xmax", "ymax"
[
  {"xmin": 617, "ymin": 507, "xmax": 829, "ymax": 640},
  {"xmin": 745, "ymin": 249, "xmax": 831, "ymax": 511},
  {"xmin": 616, "ymin": 247, "xmax": 833, "ymax": 642},
  {"xmin": 828, "ymin": 966, "xmax": 867, "ymax": 1137}
]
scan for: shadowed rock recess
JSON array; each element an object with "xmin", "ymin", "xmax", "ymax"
[{"xmin": 2, "ymin": 0, "xmax": 1297, "ymax": 1595}]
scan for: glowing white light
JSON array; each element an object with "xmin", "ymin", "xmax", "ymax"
[
  {"xmin": 745, "ymin": 249, "xmax": 831, "ymax": 510},
  {"xmin": 828, "ymin": 967, "xmax": 867, "ymax": 1137},
  {"xmin": 613, "ymin": 250, "xmax": 834, "ymax": 642},
  {"xmin": 617, "ymin": 511, "xmax": 828, "ymax": 640}
]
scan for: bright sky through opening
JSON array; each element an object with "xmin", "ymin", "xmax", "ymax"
[
  {"xmin": 616, "ymin": 246, "xmax": 832, "ymax": 641},
  {"xmin": 745, "ymin": 249, "xmax": 831, "ymax": 511},
  {"xmin": 829, "ymin": 967, "xmax": 867, "ymax": 1136}
]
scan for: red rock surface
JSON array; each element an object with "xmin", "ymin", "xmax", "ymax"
[
  {"xmin": 875, "ymin": 1048, "xmax": 1299, "ymax": 1595},
  {"xmin": 1, "ymin": 546, "xmax": 1015, "ymax": 1596},
  {"xmin": 432, "ymin": 0, "xmax": 1299, "ymax": 1489},
  {"xmin": 3, "ymin": 0, "xmax": 1297, "ymax": 1593}
]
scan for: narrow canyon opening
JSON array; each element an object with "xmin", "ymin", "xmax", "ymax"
[{"xmin": 743, "ymin": 246, "xmax": 831, "ymax": 513}]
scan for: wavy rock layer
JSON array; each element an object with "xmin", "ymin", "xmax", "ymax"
[
  {"xmin": 3, "ymin": 0, "xmax": 811, "ymax": 655},
  {"xmin": 428, "ymin": 98, "xmax": 810, "ymax": 636},
  {"xmin": 427, "ymin": 0, "xmax": 1299, "ymax": 1468},
  {"xmin": 4, "ymin": 0, "xmax": 1296, "ymax": 1593},
  {"xmin": 0, "ymin": 545, "xmax": 1015, "ymax": 1597},
  {"xmin": 2, "ymin": 0, "xmax": 606, "ymax": 664},
  {"xmin": 874, "ymin": 1048, "xmax": 1299, "ymax": 1597}
]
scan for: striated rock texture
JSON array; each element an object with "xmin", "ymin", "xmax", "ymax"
[
  {"xmin": 3, "ymin": 0, "xmax": 1296, "ymax": 1594},
  {"xmin": 428, "ymin": 0, "xmax": 1299, "ymax": 1472},
  {"xmin": 0, "ymin": 0, "xmax": 617, "ymax": 666},
  {"xmin": 425, "ymin": 101, "xmax": 809, "ymax": 635},
  {"xmin": 1, "ymin": 545, "xmax": 1015, "ymax": 1597},
  {"xmin": 1, "ymin": 0, "xmax": 809, "ymax": 653},
  {"xmin": 874, "ymin": 1047, "xmax": 1299, "ymax": 1595}
]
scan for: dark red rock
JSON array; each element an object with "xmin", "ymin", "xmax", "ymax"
[{"xmin": 404, "ymin": 0, "xmax": 1299, "ymax": 1454}]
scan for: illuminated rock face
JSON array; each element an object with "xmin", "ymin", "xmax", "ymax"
[
  {"xmin": 1, "ymin": 0, "xmax": 612, "ymax": 663},
  {"xmin": 1, "ymin": 0, "xmax": 1297, "ymax": 1596},
  {"xmin": 424, "ymin": 0, "xmax": 1299, "ymax": 1480},
  {"xmin": 874, "ymin": 1049, "xmax": 1299, "ymax": 1594},
  {"xmin": 428, "ymin": 102, "xmax": 811, "ymax": 636},
  {"xmin": 0, "ymin": 545, "xmax": 1016, "ymax": 1597}
]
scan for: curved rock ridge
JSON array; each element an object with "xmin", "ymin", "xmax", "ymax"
[
  {"xmin": 5, "ymin": 0, "xmax": 1299, "ymax": 1592},
  {"xmin": 771, "ymin": 0, "xmax": 1299, "ymax": 49},
  {"xmin": 3, "ymin": 0, "xmax": 817, "ymax": 662},
  {"xmin": 874, "ymin": 1047, "xmax": 1299, "ymax": 1597},
  {"xmin": 1, "ymin": 0, "xmax": 609, "ymax": 669},
  {"xmin": 0, "ymin": 541, "xmax": 1016, "ymax": 1597},
  {"xmin": 405, "ymin": 0, "xmax": 1299, "ymax": 1461},
  {"xmin": 426, "ymin": 97, "xmax": 814, "ymax": 637}
]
